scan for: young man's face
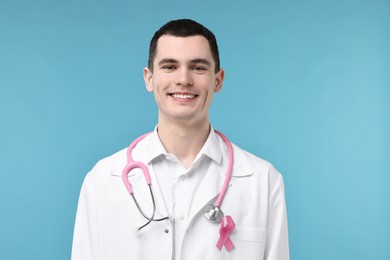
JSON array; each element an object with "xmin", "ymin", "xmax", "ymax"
[{"xmin": 144, "ymin": 35, "xmax": 224, "ymax": 126}]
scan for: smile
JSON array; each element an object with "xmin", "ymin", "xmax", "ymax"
[{"xmin": 170, "ymin": 93, "xmax": 197, "ymax": 99}]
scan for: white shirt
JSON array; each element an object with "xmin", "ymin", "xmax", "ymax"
[{"xmin": 147, "ymin": 128, "xmax": 222, "ymax": 259}]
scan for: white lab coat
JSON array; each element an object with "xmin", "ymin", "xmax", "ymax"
[{"xmin": 72, "ymin": 134, "xmax": 289, "ymax": 260}]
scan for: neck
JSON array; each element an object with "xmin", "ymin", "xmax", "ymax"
[{"xmin": 157, "ymin": 119, "xmax": 210, "ymax": 169}]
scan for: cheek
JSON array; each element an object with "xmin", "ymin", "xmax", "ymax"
[
  {"xmin": 153, "ymin": 75, "xmax": 171, "ymax": 91},
  {"xmin": 203, "ymin": 80, "xmax": 218, "ymax": 96},
  {"xmin": 196, "ymin": 75, "xmax": 215, "ymax": 88}
]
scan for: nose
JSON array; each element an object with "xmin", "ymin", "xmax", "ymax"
[{"xmin": 175, "ymin": 68, "xmax": 193, "ymax": 86}]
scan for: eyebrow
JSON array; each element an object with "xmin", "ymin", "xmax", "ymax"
[
  {"xmin": 158, "ymin": 58, "xmax": 211, "ymax": 67},
  {"xmin": 158, "ymin": 58, "xmax": 178, "ymax": 66},
  {"xmin": 190, "ymin": 59, "xmax": 211, "ymax": 67}
]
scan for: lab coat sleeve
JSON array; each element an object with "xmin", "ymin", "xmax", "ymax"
[
  {"xmin": 71, "ymin": 172, "xmax": 99, "ymax": 260},
  {"xmin": 265, "ymin": 167, "xmax": 290, "ymax": 260}
]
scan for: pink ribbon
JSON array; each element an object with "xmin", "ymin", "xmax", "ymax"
[{"xmin": 216, "ymin": 215, "xmax": 235, "ymax": 252}]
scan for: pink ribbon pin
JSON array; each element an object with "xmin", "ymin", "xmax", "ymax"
[{"xmin": 216, "ymin": 215, "xmax": 235, "ymax": 252}]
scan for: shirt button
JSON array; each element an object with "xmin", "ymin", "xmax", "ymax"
[
  {"xmin": 178, "ymin": 176, "xmax": 186, "ymax": 182},
  {"xmin": 164, "ymin": 229, "xmax": 169, "ymax": 234},
  {"xmin": 179, "ymin": 215, "xmax": 185, "ymax": 221}
]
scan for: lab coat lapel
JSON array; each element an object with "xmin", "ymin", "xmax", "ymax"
[
  {"xmin": 187, "ymin": 145, "xmax": 253, "ymax": 224},
  {"xmin": 187, "ymin": 162, "xmax": 225, "ymax": 223}
]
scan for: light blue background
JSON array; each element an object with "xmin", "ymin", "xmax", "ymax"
[{"xmin": 1, "ymin": 0, "xmax": 389, "ymax": 259}]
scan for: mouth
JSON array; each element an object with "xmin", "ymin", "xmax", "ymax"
[{"xmin": 169, "ymin": 93, "xmax": 198, "ymax": 100}]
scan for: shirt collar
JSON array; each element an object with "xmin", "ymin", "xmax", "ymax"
[
  {"xmin": 194, "ymin": 127, "xmax": 222, "ymax": 165},
  {"xmin": 141, "ymin": 126, "xmax": 166, "ymax": 164},
  {"xmin": 142, "ymin": 125, "xmax": 223, "ymax": 165},
  {"xmin": 111, "ymin": 126, "xmax": 254, "ymax": 178}
]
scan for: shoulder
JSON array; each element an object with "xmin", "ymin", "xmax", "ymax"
[
  {"xmin": 232, "ymin": 143, "xmax": 283, "ymax": 181},
  {"xmin": 85, "ymin": 147, "xmax": 128, "ymax": 181},
  {"xmin": 233, "ymin": 144, "xmax": 272, "ymax": 168}
]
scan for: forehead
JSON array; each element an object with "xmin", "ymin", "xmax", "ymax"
[{"xmin": 155, "ymin": 35, "xmax": 214, "ymax": 63}]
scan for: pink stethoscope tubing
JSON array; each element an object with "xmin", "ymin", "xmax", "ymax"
[
  {"xmin": 122, "ymin": 130, "xmax": 233, "ymax": 228},
  {"xmin": 122, "ymin": 132, "xmax": 152, "ymax": 194}
]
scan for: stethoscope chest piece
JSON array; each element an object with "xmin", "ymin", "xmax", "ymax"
[{"xmin": 203, "ymin": 204, "xmax": 224, "ymax": 223}]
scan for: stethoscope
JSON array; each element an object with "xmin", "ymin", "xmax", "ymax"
[{"xmin": 122, "ymin": 130, "xmax": 233, "ymax": 230}]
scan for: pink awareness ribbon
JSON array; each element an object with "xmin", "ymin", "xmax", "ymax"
[{"xmin": 216, "ymin": 215, "xmax": 235, "ymax": 252}]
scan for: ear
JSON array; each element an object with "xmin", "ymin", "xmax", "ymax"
[
  {"xmin": 143, "ymin": 67, "xmax": 153, "ymax": 92},
  {"xmin": 214, "ymin": 69, "xmax": 224, "ymax": 93}
]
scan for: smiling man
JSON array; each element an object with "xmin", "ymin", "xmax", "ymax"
[
  {"xmin": 144, "ymin": 34, "xmax": 224, "ymax": 168},
  {"xmin": 72, "ymin": 19, "xmax": 289, "ymax": 260}
]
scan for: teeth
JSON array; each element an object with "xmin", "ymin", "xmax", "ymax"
[{"xmin": 172, "ymin": 94, "xmax": 195, "ymax": 99}]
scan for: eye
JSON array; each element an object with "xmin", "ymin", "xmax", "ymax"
[
  {"xmin": 161, "ymin": 64, "xmax": 176, "ymax": 71},
  {"xmin": 192, "ymin": 66, "xmax": 207, "ymax": 72}
]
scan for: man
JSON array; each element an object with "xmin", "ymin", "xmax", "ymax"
[{"xmin": 72, "ymin": 19, "xmax": 289, "ymax": 260}]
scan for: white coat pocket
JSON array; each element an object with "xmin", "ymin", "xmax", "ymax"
[{"xmin": 219, "ymin": 227, "xmax": 267, "ymax": 260}]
